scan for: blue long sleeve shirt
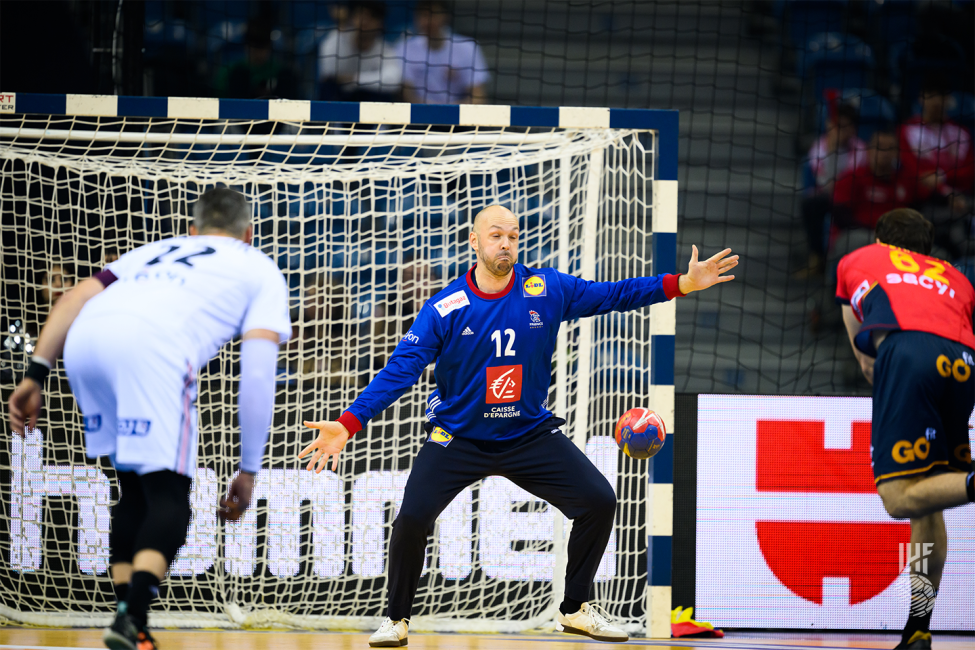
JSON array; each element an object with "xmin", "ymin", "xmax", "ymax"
[{"xmin": 337, "ymin": 264, "xmax": 684, "ymax": 441}]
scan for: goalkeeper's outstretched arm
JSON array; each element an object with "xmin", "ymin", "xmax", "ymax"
[
  {"xmin": 560, "ymin": 244, "xmax": 739, "ymax": 321},
  {"xmin": 299, "ymin": 304, "xmax": 443, "ymax": 474}
]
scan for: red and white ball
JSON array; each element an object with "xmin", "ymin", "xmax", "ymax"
[{"xmin": 614, "ymin": 408, "xmax": 667, "ymax": 459}]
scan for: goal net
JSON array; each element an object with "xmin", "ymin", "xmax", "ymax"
[{"xmin": 0, "ymin": 107, "xmax": 658, "ymax": 633}]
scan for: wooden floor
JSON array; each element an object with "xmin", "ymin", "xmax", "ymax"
[{"xmin": 1, "ymin": 629, "xmax": 973, "ymax": 650}]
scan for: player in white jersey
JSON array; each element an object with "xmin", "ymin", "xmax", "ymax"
[{"xmin": 7, "ymin": 188, "xmax": 291, "ymax": 650}]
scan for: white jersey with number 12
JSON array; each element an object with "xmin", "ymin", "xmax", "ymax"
[{"xmin": 77, "ymin": 235, "xmax": 292, "ymax": 369}]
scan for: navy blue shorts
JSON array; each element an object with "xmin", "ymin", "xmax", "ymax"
[{"xmin": 872, "ymin": 331, "xmax": 974, "ymax": 485}]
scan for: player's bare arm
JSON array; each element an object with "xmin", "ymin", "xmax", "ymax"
[
  {"xmin": 7, "ymin": 275, "xmax": 106, "ymax": 436},
  {"xmin": 677, "ymin": 244, "xmax": 738, "ymax": 294},
  {"xmin": 841, "ymin": 305, "xmax": 875, "ymax": 384}
]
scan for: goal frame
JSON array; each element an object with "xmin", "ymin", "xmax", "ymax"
[{"xmin": 0, "ymin": 92, "xmax": 678, "ymax": 638}]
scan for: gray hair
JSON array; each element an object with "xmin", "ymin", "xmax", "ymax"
[{"xmin": 193, "ymin": 188, "xmax": 250, "ymax": 238}]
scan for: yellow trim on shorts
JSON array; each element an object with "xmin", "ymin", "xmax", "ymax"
[{"xmin": 874, "ymin": 460, "xmax": 957, "ymax": 484}]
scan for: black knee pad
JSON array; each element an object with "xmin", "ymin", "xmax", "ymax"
[
  {"xmin": 110, "ymin": 470, "xmax": 147, "ymax": 566},
  {"xmin": 133, "ymin": 470, "xmax": 193, "ymax": 565}
]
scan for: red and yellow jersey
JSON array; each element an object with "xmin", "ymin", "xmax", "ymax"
[{"xmin": 836, "ymin": 243, "xmax": 975, "ymax": 356}]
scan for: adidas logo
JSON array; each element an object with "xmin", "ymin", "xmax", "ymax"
[{"xmin": 462, "ymin": 327, "xmax": 474, "ymax": 336}]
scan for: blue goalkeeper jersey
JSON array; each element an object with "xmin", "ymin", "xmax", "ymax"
[{"xmin": 338, "ymin": 264, "xmax": 684, "ymax": 441}]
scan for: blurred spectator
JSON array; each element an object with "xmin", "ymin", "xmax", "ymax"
[
  {"xmin": 799, "ymin": 103, "xmax": 867, "ymax": 275},
  {"xmin": 293, "ymin": 273, "xmax": 367, "ymax": 389},
  {"xmin": 831, "ymin": 130, "xmax": 933, "ymax": 233},
  {"xmin": 318, "ymin": 1, "xmax": 403, "ymax": 102},
  {"xmin": 216, "ymin": 17, "xmax": 297, "ymax": 99},
  {"xmin": 373, "ymin": 262, "xmax": 441, "ymax": 373},
  {"xmin": 399, "ymin": 0, "xmax": 490, "ymax": 104},
  {"xmin": 40, "ymin": 262, "xmax": 74, "ymax": 306},
  {"xmin": 899, "ymin": 76, "xmax": 974, "ymax": 195}
]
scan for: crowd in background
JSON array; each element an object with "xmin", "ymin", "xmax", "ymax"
[
  {"xmin": 774, "ymin": 0, "xmax": 974, "ymax": 338},
  {"xmin": 173, "ymin": 0, "xmax": 490, "ymax": 105}
]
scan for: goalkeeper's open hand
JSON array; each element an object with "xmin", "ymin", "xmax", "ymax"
[
  {"xmin": 678, "ymin": 245, "xmax": 738, "ymax": 294},
  {"xmin": 299, "ymin": 420, "xmax": 351, "ymax": 473}
]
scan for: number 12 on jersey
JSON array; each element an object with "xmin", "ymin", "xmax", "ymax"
[{"xmin": 491, "ymin": 329, "xmax": 516, "ymax": 357}]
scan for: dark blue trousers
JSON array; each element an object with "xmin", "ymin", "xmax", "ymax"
[{"xmin": 387, "ymin": 424, "xmax": 617, "ymax": 620}]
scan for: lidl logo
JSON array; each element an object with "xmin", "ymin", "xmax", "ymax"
[
  {"xmin": 523, "ymin": 276, "xmax": 546, "ymax": 297},
  {"xmin": 429, "ymin": 427, "xmax": 454, "ymax": 447}
]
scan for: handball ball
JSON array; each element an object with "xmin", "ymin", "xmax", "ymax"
[{"xmin": 614, "ymin": 408, "xmax": 667, "ymax": 459}]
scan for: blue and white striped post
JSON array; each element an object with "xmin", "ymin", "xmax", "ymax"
[
  {"xmin": 640, "ymin": 110, "xmax": 679, "ymax": 640},
  {"xmin": 2, "ymin": 93, "xmax": 678, "ymax": 637}
]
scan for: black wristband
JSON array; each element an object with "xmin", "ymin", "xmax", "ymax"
[
  {"xmin": 25, "ymin": 361, "xmax": 51, "ymax": 386},
  {"xmin": 239, "ymin": 468, "xmax": 257, "ymax": 477}
]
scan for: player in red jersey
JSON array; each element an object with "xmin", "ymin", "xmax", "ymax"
[{"xmin": 836, "ymin": 209, "xmax": 975, "ymax": 650}]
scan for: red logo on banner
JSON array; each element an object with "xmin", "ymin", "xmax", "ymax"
[
  {"xmin": 757, "ymin": 420, "xmax": 875, "ymax": 493},
  {"xmin": 755, "ymin": 420, "xmax": 910, "ymax": 605}
]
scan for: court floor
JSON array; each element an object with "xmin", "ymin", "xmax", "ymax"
[{"xmin": 0, "ymin": 629, "xmax": 973, "ymax": 650}]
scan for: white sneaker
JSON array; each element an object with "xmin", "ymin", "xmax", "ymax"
[
  {"xmin": 368, "ymin": 617, "xmax": 409, "ymax": 647},
  {"xmin": 557, "ymin": 602, "xmax": 628, "ymax": 643}
]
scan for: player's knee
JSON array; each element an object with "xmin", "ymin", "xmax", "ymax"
[
  {"xmin": 877, "ymin": 483, "xmax": 912, "ymax": 519},
  {"xmin": 134, "ymin": 471, "xmax": 193, "ymax": 564},
  {"xmin": 392, "ymin": 510, "xmax": 435, "ymax": 539},
  {"xmin": 109, "ymin": 471, "xmax": 144, "ymax": 565},
  {"xmin": 586, "ymin": 482, "xmax": 617, "ymax": 519}
]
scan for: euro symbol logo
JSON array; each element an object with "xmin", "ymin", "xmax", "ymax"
[{"xmin": 490, "ymin": 368, "xmax": 517, "ymax": 400}]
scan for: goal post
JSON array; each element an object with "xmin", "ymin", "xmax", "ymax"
[{"xmin": 0, "ymin": 93, "xmax": 677, "ymax": 637}]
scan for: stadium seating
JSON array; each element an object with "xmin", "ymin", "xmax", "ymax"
[
  {"xmin": 785, "ymin": 0, "xmax": 849, "ymax": 75},
  {"xmin": 895, "ymin": 34, "xmax": 969, "ymax": 111},
  {"xmin": 949, "ymin": 92, "xmax": 975, "ymax": 135},
  {"xmin": 866, "ymin": 0, "xmax": 917, "ymax": 50},
  {"xmin": 803, "ymin": 33, "xmax": 875, "ymax": 104},
  {"xmin": 818, "ymin": 89, "xmax": 897, "ymax": 143}
]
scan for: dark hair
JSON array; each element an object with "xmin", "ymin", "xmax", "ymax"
[
  {"xmin": 194, "ymin": 187, "xmax": 251, "ymax": 238},
  {"xmin": 921, "ymin": 73, "xmax": 951, "ymax": 98},
  {"xmin": 244, "ymin": 18, "xmax": 272, "ymax": 49},
  {"xmin": 353, "ymin": 0, "xmax": 386, "ymax": 21},
  {"xmin": 835, "ymin": 103, "xmax": 859, "ymax": 126},
  {"xmin": 416, "ymin": 0, "xmax": 450, "ymax": 14},
  {"xmin": 875, "ymin": 208, "xmax": 934, "ymax": 255}
]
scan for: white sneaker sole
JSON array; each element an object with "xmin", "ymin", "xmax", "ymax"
[
  {"xmin": 368, "ymin": 638, "xmax": 408, "ymax": 647},
  {"xmin": 560, "ymin": 624, "xmax": 628, "ymax": 643}
]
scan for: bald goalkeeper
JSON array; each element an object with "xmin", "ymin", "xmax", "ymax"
[{"xmin": 300, "ymin": 206, "xmax": 738, "ymax": 646}]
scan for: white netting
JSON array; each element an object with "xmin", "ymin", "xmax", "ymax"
[{"xmin": 0, "ymin": 115, "xmax": 656, "ymax": 633}]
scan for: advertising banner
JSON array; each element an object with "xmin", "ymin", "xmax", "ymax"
[{"xmin": 696, "ymin": 394, "xmax": 974, "ymax": 631}]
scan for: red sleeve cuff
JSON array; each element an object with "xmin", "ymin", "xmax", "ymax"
[
  {"xmin": 662, "ymin": 273, "xmax": 686, "ymax": 300},
  {"xmin": 337, "ymin": 411, "xmax": 363, "ymax": 437}
]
